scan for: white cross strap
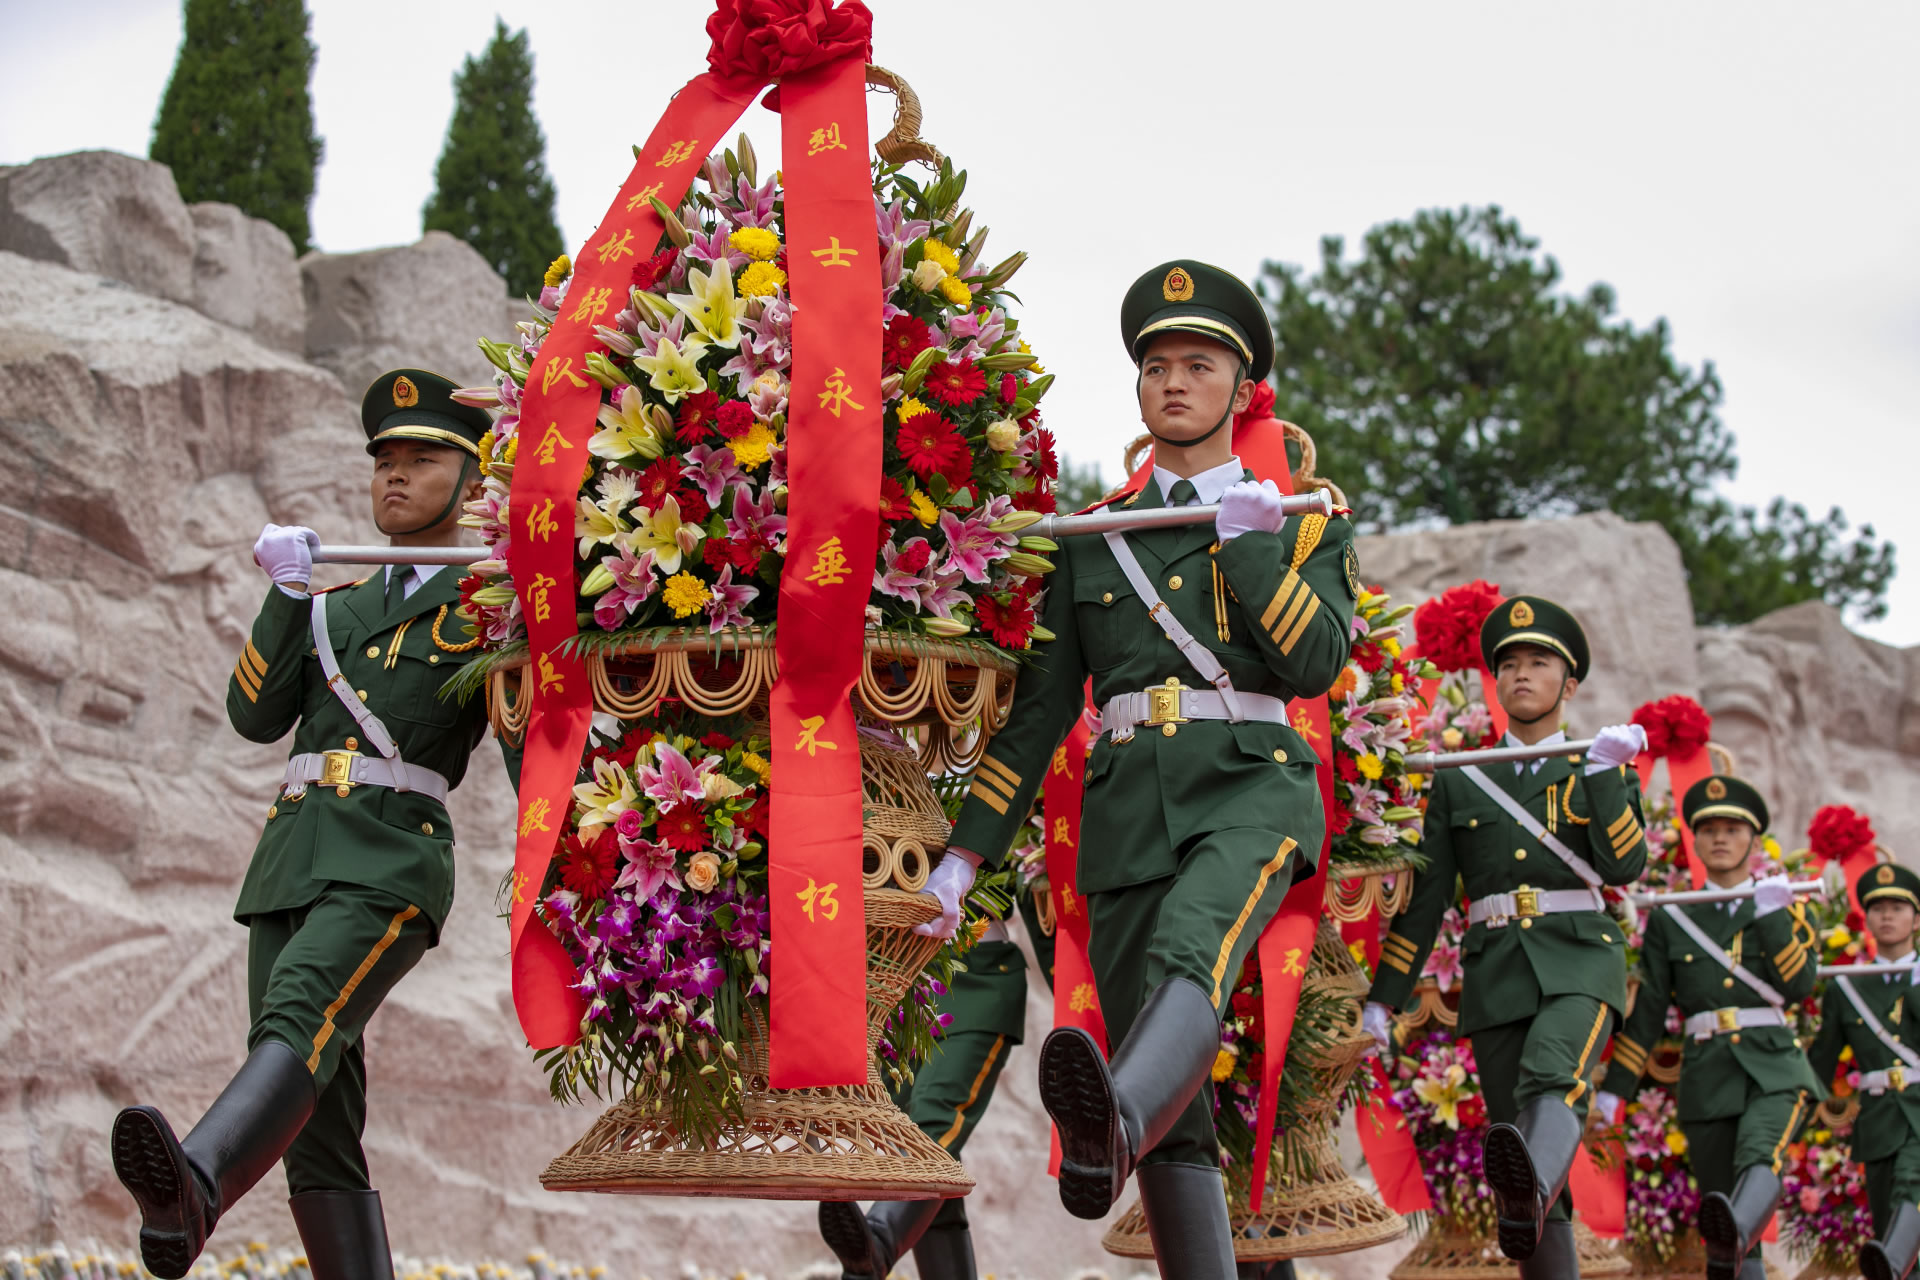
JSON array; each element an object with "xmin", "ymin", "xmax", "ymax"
[
  {"xmin": 1836, "ymin": 975, "xmax": 1920, "ymax": 1073},
  {"xmin": 1660, "ymin": 904, "xmax": 1785, "ymax": 1008},
  {"xmin": 310, "ymin": 592, "xmax": 404, "ymax": 769},
  {"xmin": 1102, "ymin": 530, "xmax": 1246, "ymax": 722},
  {"xmin": 1457, "ymin": 764, "xmax": 1604, "ymax": 890}
]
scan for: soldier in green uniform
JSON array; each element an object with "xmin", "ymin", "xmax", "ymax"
[
  {"xmin": 1363, "ymin": 599, "xmax": 1649, "ymax": 1279},
  {"xmin": 819, "ymin": 888, "xmax": 1055, "ymax": 1280},
  {"xmin": 1595, "ymin": 775, "xmax": 1820, "ymax": 1280},
  {"xmin": 1807, "ymin": 862, "xmax": 1920, "ymax": 1280},
  {"xmin": 911, "ymin": 260, "xmax": 1360, "ymax": 1278},
  {"xmin": 110, "ymin": 370, "xmax": 500, "ymax": 1280}
]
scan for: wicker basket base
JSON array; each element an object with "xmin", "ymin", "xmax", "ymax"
[
  {"xmin": 1630, "ymin": 1232, "xmax": 1785, "ymax": 1280},
  {"xmin": 1789, "ymin": 1261, "xmax": 1858, "ymax": 1280},
  {"xmin": 1388, "ymin": 1220, "xmax": 1627, "ymax": 1279}
]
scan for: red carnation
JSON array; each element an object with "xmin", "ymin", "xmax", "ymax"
[
  {"xmin": 1335, "ymin": 754, "xmax": 1360, "ymax": 783},
  {"xmin": 715, "ymin": 400, "xmax": 755, "ymax": 439},
  {"xmin": 882, "ymin": 316, "xmax": 936, "ymax": 368},
  {"xmin": 977, "ymin": 593, "xmax": 1036, "ymax": 649},
  {"xmin": 1355, "ymin": 644, "xmax": 1387, "ymax": 675},
  {"xmin": 635, "ymin": 458, "xmax": 681, "ymax": 508},
  {"xmin": 1413, "ymin": 579, "xmax": 1507, "ymax": 674},
  {"xmin": 632, "ymin": 247, "xmax": 678, "ymax": 292},
  {"xmin": 677, "ymin": 389, "xmax": 720, "ymax": 439},
  {"xmin": 1328, "ymin": 801, "xmax": 1352, "ymax": 835},
  {"xmin": 704, "ymin": 539, "xmax": 733, "ymax": 571},
  {"xmin": 675, "ymin": 486, "xmax": 711, "ymax": 524},
  {"xmin": 657, "ymin": 804, "xmax": 712, "ymax": 854},
  {"xmin": 923, "ymin": 359, "xmax": 987, "ymax": 407},
  {"xmin": 701, "ymin": 731, "xmax": 735, "ymax": 751},
  {"xmin": 1809, "ymin": 805, "xmax": 1876, "ymax": 865},
  {"xmin": 895, "ymin": 409, "xmax": 969, "ymax": 480},
  {"xmin": 879, "ymin": 475, "xmax": 912, "ymax": 520},
  {"xmin": 895, "ymin": 540, "xmax": 933, "ymax": 574},
  {"xmin": 1631, "ymin": 695, "xmax": 1712, "ymax": 760},
  {"xmin": 557, "ymin": 830, "xmax": 618, "ymax": 901},
  {"xmin": 1000, "ymin": 373, "xmax": 1019, "ymax": 405}
]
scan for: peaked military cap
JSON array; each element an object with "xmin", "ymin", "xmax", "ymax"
[
  {"xmin": 1120, "ymin": 260, "xmax": 1274, "ymax": 381},
  {"xmin": 1858, "ymin": 861, "xmax": 1920, "ymax": 911},
  {"xmin": 361, "ymin": 369, "xmax": 491, "ymax": 458},
  {"xmin": 1683, "ymin": 774, "xmax": 1768, "ymax": 833},
  {"xmin": 1480, "ymin": 595, "xmax": 1590, "ymax": 682}
]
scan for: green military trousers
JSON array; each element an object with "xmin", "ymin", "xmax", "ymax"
[
  {"xmin": 245, "ymin": 882, "xmax": 433, "ymax": 1194},
  {"xmin": 1473, "ymin": 994, "xmax": 1615, "ymax": 1223},
  {"xmin": 1865, "ymin": 1145, "xmax": 1920, "ymax": 1238},
  {"xmin": 1681, "ymin": 1087, "xmax": 1810, "ymax": 1259},
  {"xmin": 1087, "ymin": 826, "xmax": 1299, "ymax": 1168}
]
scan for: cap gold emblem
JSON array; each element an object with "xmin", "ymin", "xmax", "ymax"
[
  {"xmin": 392, "ymin": 375, "xmax": 419, "ymax": 408},
  {"xmin": 1706, "ymin": 778, "xmax": 1727, "ymax": 800},
  {"xmin": 1510, "ymin": 600, "xmax": 1534, "ymax": 627},
  {"xmin": 1162, "ymin": 267, "xmax": 1195, "ymax": 303},
  {"xmin": 1879, "ymin": 865, "xmax": 1896, "ymax": 885}
]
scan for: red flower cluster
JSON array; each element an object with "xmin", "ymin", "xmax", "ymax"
[
  {"xmin": 558, "ymin": 829, "xmax": 618, "ymax": 900},
  {"xmin": 922, "ymin": 358, "xmax": 987, "ymax": 407},
  {"xmin": 631, "ymin": 247, "xmax": 678, "ymax": 292},
  {"xmin": 895, "ymin": 407, "xmax": 970, "ymax": 485},
  {"xmin": 878, "ymin": 476, "xmax": 911, "ymax": 521},
  {"xmin": 977, "ymin": 590, "xmax": 1036, "ymax": 648},
  {"xmin": 704, "ymin": 537, "xmax": 763, "ymax": 575},
  {"xmin": 1234, "ymin": 381, "xmax": 1278, "ymax": 431},
  {"xmin": 1631, "ymin": 695, "xmax": 1711, "ymax": 760},
  {"xmin": 677, "ymin": 389, "xmax": 721, "ymax": 439},
  {"xmin": 882, "ymin": 315, "xmax": 936, "ymax": 368},
  {"xmin": 1412, "ymin": 580, "xmax": 1505, "ymax": 673},
  {"xmin": 715, "ymin": 400, "xmax": 755, "ymax": 439},
  {"xmin": 1809, "ymin": 804, "xmax": 1876, "ymax": 865}
]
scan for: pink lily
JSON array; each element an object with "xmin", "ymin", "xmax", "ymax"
[
  {"xmin": 726, "ymin": 480, "xmax": 787, "ymax": 550},
  {"xmin": 637, "ymin": 740, "xmax": 711, "ymax": 813},
  {"xmin": 591, "ymin": 544, "xmax": 657, "ymax": 630},
  {"xmin": 614, "ymin": 837, "xmax": 684, "ymax": 902},
  {"xmin": 936, "ymin": 498, "xmax": 1017, "ymax": 584},
  {"xmin": 704, "ymin": 564, "xmax": 759, "ymax": 632},
  {"xmin": 682, "ymin": 444, "xmax": 745, "ymax": 505}
]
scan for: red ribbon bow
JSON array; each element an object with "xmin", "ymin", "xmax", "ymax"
[{"xmin": 706, "ymin": 0, "xmax": 874, "ymax": 82}]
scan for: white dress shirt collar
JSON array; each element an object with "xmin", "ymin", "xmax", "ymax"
[
  {"xmin": 1715, "ymin": 876, "xmax": 1753, "ymax": 913},
  {"xmin": 1881, "ymin": 949, "xmax": 1918, "ymax": 983},
  {"xmin": 1155, "ymin": 456, "xmax": 1246, "ymax": 507},
  {"xmin": 385, "ymin": 562, "xmax": 447, "ymax": 599},
  {"xmin": 1502, "ymin": 729, "xmax": 1566, "ymax": 774}
]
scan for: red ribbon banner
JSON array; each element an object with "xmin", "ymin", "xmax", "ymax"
[{"xmin": 1042, "ymin": 706, "xmax": 1109, "ymax": 1174}]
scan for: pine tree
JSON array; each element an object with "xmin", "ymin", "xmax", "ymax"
[
  {"xmin": 422, "ymin": 19, "xmax": 563, "ymax": 298},
  {"xmin": 150, "ymin": 0, "xmax": 324, "ymax": 254}
]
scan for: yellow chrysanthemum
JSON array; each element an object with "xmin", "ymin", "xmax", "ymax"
[
  {"xmin": 910, "ymin": 490, "xmax": 940, "ymax": 526},
  {"xmin": 1404, "ymin": 772, "xmax": 1426, "ymax": 791},
  {"xmin": 476, "ymin": 429, "xmax": 495, "ymax": 476},
  {"xmin": 730, "ymin": 420, "xmax": 779, "ymax": 468},
  {"xmin": 922, "ymin": 239, "xmax": 960, "ymax": 274},
  {"xmin": 899, "ymin": 396, "xmax": 931, "ymax": 420},
  {"xmin": 503, "ymin": 436, "xmax": 519, "ymax": 465},
  {"xmin": 728, "ymin": 226, "xmax": 780, "ymax": 261},
  {"xmin": 1390, "ymin": 672, "xmax": 1405, "ymax": 694},
  {"xmin": 544, "ymin": 254, "xmax": 571, "ymax": 287},
  {"xmin": 1211, "ymin": 1048, "xmax": 1237, "ymax": 1082},
  {"xmin": 938, "ymin": 274, "xmax": 974, "ymax": 307},
  {"xmin": 1356, "ymin": 753, "xmax": 1384, "ymax": 780},
  {"xmin": 662, "ymin": 572, "xmax": 712, "ymax": 619},
  {"xmin": 1762, "ymin": 834, "xmax": 1781, "ymax": 858},
  {"xmin": 741, "ymin": 751, "xmax": 772, "ymax": 784},
  {"xmin": 1665, "ymin": 1131, "xmax": 1688, "ymax": 1156},
  {"xmin": 738, "ymin": 261, "xmax": 788, "ymax": 296},
  {"xmin": 1382, "ymin": 636, "xmax": 1402, "ymax": 657}
]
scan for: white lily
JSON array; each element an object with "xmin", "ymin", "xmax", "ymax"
[
  {"xmin": 628, "ymin": 495, "xmax": 701, "ymax": 576},
  {"xmin": 571, "ymin": 755, "xmax": 638, "ymax": 836},
  {"xmin": 589, "ymin": 385, "xmax": 666, "ymax": 461},
  {"xmin": 667, "ymin": 258, "xmax": 748, "ymax": 348},
  {"xmin": 632, "ymin": 332, "xmax": 711, "ymax": 402},
  {"xmin": 576, "ymin": 470, "xmax": 636, "ymax": 557}
]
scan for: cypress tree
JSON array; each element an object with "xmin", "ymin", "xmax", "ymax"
[
  {"xmin": 150, "ymin": 0, "xmax": 324, "ymax": 254},
  {"xmin": 422, "ymin": 19, "xmax": 563, "ymax": 298}
]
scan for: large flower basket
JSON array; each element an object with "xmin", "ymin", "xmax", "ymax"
[
  {"xmin": 1624, "ymin": 1232, "xmax": 1783, "ymax": 1280},
  {"xmin": 1103, "ymin": 890, "xmax": 1408, "ymax": 1262},
  {"xmin": 1388, "ymin": 1221, "xmax": 1628, "ymax": 1279}
]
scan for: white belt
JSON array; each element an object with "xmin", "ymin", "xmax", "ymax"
[
  {"xmin": 1683, "ymin": 1006, "xmax": 1787, "ymax": 1041},
  {"xmin": 1467, "ymin": 886, "xmax": 1605, "ymax": 928},
  {"xmin": 1860, "ymin": 1067, "xmax": 1912, "ymax": 1094},
  {"xmin": 1100, "ymin": 685, "xmax": 1290, "ymax": 741},
  {"xmin": 283, "ymin": 751, "xmax": 450, "ymax": 803}
]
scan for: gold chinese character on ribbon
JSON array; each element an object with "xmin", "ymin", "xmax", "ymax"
[
  {"xmin": 595, "ymin": 228, "xmax": 636, "ymax": 265},
  {"xmin": 655, "ymin": 139, "xmax": 698, "ymax": 167},
  {"xmin": 528, "ymin": 573, "xmax": 558, "ymax": 624},
  {"xmin": 1058, "ymin": 884, "xmax": 1080, "ymax": 917},
  {"xmin": 538, "ymin": 651, "xmax": 565, "ymax": 694},
  {"xmin": 626, "ymin": 181, "xmax": 664, "ymax": 213},
  {"xmin": 817, "ymin": 367, "xmax": 864, "ymax": 418},
  {"xmin": 1052, "ymin": 816, "xmax": 1076, "ymax": 847},
  {"xmin": 796, "ymin": 715, "xmax": 838, "ymax": 756},
  {"xmin": 518, "ymin": 798, "xmax": 552, "ymax": 837},
  {"xmin": 797, "ymin": 877, "xmax": 840, "ymax": 923},
  {"xmin": 1291, "ymin": 709, "xmax": 1323, "ymax": 739},
  {"xmin": 810, "ymin": 236, "xmax": 857, "ymax": 267},
  {"xmin": 806, "ymin": 122, "xmax": 848, "ymax": 155},
  {"xmin": 510, "ymin": 869, "xmax": 532, "ymax": 903},
  {"xmin": 540, "ymin": 355, "xmax": 590, "ymax": 394},
  {"xmin": 534, "ymin": 422, "xmax": 575, "ymax": 466},
  {"xmin": 1051, "ymin": 744, "xmax": 1072, "ymax": 775},
  {"xmin": 1281, "ymin": 947, "xmax": 1305, "ymax": 976},
  {"xmin": 1069, "ymin": 983, "xmax": 1100, "ymax": 1013},
  {"xmin": 804, "ymin": 536, "xmax": 850, "ymax": 586},
  {"xmin": 569, "ymin": 286, "xmax": 615, "ymax": 324},
  {"xmin": 525, "ymin": 497, "xmax": 559, "ymax": 542}
]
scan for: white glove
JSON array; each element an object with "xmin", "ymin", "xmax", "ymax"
[
  {"xmin": 253, "ymin": 523, "xmax": 319, "ymax": 589},
  {"xmin": 1753, "ymin": 874, "xmax": 1794, "ymax": 918},
  {"xmin": 1583, "ymin": 723, "xmax": 1648, "ymax": 774},
  {"xmin": 1594, "ymin": 1090, "xmax": 1624, "ymax": 1127},
  {"xmin": 1214, "ymin": 479, "xmax": 1288, "ymax": 542},
  {"xmin": 915, "ymin": 846, "xmax": 981, "ymax": 938},
  {"xmin": 1362, "ymin": 1001, "xmax": 1394, "ymax": 1057}
]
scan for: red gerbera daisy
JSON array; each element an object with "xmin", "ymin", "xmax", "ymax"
[
  {"xmin": 881, "ymin": 315, "xmax": 936, "ymax": 369},
  {"xmin": 937, "ymin": 447, "xmax": 975, "ymax": 496},
  {"xmin": 923, "ymin": 359, "xmax": 987, "ymax": 407},
  {"xmin": 727, "ymin": 539, "xmax": 765, "ymax": 574},
  {"xmin": 1031, "ymin": 428, "xmax": 1059, "ymax": 480},
  {"xmin": 1011, "ymin": 488, "xmax": 1058, "ymax": 514},
  {"xmin": 715, "ymin": 400, "xmax": 755, "ymax": 439},
  {"xmin": 657, "ymin": 804, "xmax": 711, "ymax": 853},
  {"xmin": 879, "ymin": 475, "xmax": 912, "ymax": 521},
  {"xmin": 631, "ymin": 247, "xmax": 678, "ymax": 292},
  {"xmin": 557, "ymin": 830, "xmax": 618, "ymax": 901},
  {"xmin": 976, "ymin": 592, "xmax": 1035, "ymax": 649},
  {"xmin": 740, "ymin": 792, "xmax": 770, "ymax": 836},
  {"xmin": 894, "ymin": 409, "xmax": 968, "ymax": 480},
  {"xmin": 635, "ymin": 457, "xmax": 680, "ymax": 508},
  {"xmin": 677, "ymin": 389, "xmax": 720, "ymax": 440}
]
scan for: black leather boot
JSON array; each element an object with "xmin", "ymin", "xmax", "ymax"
[
  {"xmin": 1237, "ymin": 1260, "xmax": 1299, "ymax": 1280},
  {"xmin": 912, "ymin": 1220, "xmax": 978, "ymax": 1280},
  {"xmin": 1039, "ymin": 977, "xmax": 1220, "ymax": 1220},
  {"xmin": 1482, "ymin": 1096, "xmax": 1584, "ymax": 1261},
  {"xmin": 1862, "ymin": 1202, "xmax": 1920, "ymax": 1280},
  {"xmin": 1517, "ymin": 1219, "xmax": 1577, "ymax": 1280},
  {"xmin": 818, "ymin": 1198, "xmax": 943, "ymax": 1278},
  {"xmin": 111, "ymin": 1041, "xmax": 316, "ymax": 1279},
  {"xmin": 1137, "ymin": 1162, "xmax": 1237, "ymax": 1280},
  {"xmin": 289, "ymin": 1189, "xmax": 396, "ymax": 1280},
  {"xmin": 1700, "ymin": 1166, "xmax": 1784, "ymax": 1280}
]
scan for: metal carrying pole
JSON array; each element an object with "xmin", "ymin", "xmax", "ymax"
[
  {"xmin": 1629, "ymin": 861, "xmax": 1848, "ymax": 908},
  {"xmin": 1402, "ymin": 738, "xmax": 1595, "ymax": 773},
  {"xmin": 314, "ymin": 544, "xmax": 487, "ymax": 567},
  {"xmin": 1816, "ymin": 962, "xmax": 1918, "ymax": 979}
]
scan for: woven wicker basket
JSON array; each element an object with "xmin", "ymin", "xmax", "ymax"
[
  {"xmin": 1789, "ymin": 1260, "xmax": 1860, "ymax": 1280},
  {"xmin": 1388, "ymin": 1220, "xmax": 1629, "ymax": 1279},
  {"xmin": 1625, "ymin": 1232, "xmax": 1785, "ymax": 1280}
]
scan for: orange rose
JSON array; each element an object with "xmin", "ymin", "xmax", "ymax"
[{"xmin": 685, "ymin": 851, "xmax": 722, "ymax": 893}]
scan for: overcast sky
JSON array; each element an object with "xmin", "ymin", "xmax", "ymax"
[{"xmin": 7, "ymin": 0, "xmax": 1917, "ymax": 644}]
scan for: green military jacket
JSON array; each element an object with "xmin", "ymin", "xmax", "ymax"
[
  {"xmin": 1368, "ymin": 751, "xmax": 1647, "ymax": 1034},
  {"xmin": 1601, "ymin": 897, "xmax": 1822, "ymax": 1122},
  {"xmin": 225, "ymin": 572, "xmax": 493, "ymax": 938},
  {"xmin": 951, "ymin": 473, "xmax": 1358, "ymax": 894},
  {"xmin": 1806, "ymin": 966, "xmax": 1920, "ymax": 1163}
]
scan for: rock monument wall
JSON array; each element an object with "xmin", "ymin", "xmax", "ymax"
[{"xmin": 0, "ymin": 150, "xmax": 1911, "ymax": 1279}]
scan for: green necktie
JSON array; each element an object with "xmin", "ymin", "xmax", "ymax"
[
  {"xmin": 1168, "ymin": 479, "xmax": 1198, "ymax": 507},
  {"xmin": 386, "ymin": 565, "xmax": 412, "ymax": 613}
]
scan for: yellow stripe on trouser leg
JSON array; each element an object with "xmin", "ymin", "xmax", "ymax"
[
  {"xmin": 308, "ymin": 904, "xmax": 423, "ymax": 1070},
  {"xmin": 937, "ymin": 1034, "xmax": 1008, "ymax": 1147},
  {"xmin": 1209, "ymin": 839, "xmax": 1297, "ymax": 1005},
  {"xmin": 1563, "ymin": 1001, "xmax": 1611, "ymax": 1106}
]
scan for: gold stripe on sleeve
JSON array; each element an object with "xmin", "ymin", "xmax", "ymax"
[
  {"xmin": 978, "ymin": 755, "xmax": 1022, "ymax": 791},
  {"xmin": 241, "ymin": 641, "xmax": 267, "ymax": 680},
  {"xmin": 234, "ymin": 661, "xmax": 262, "ymax": 700},
  {"xmin": 968, "ymin": 777, "xmax": 1010, "ymax": 815},
  {"xmin": 1270, "ymin": 580, "xmax": 1311, "ymax": 643},
  {"xmin": 1279, "ymin": 595, "xmax": 1321, "ymax": 656},
  {"xmin": 1608, "ymin": 807, "xmax": 1637, "ymax": 838},
  {"xmin": 1260, "ymin": 571, "xmax": 1303, "ymax": 632}
]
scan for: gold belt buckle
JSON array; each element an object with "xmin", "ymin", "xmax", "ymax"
[
  {"xmin": 320, "ymin": 750, "xmax": 360, "ymax": 790},
  {"xmin": 1892, "ymin": 1064, "xmax": 1907, "ymax": 1092},
  {"xmin": 1715, "ymin": 1007, "xmax": 1740, "ymax": 1034},
  {"xmin": 1144, "ymin": 677, "xmax": 1190, "ymax": 727},
  {"xmin": 1512, "ymin": 886, "xmax": 1540, "ymax": 918}
]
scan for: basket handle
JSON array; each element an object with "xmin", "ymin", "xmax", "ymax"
[{"xmin": 868, "ymin": 65, "xmax": 944, "ymax": 169}]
